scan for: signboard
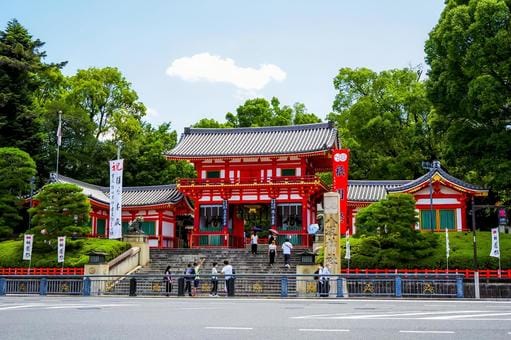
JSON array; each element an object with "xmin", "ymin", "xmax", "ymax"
[
  {"xmin": 222, "ymin": 200, "xmax": 228, "ymax": 227},
  {"xmin": 22, "ymin": 234, "xmax": 33, "ymax": 261},
  {"xmin": 57, "ymin": 236, "xmax": 66, "ymax": 263},
  {"xmin": 332, "ymin": 149, "xmax": 350, "ymax": 234},
  {"xmin": 109, "ymin": 159, "xmax": 124, "ymax": 239},
  {"xmin": 270, "ymin": 199, "xmax": 276, "ymax": 226},
  {"xmin": 498, "ymin": 208, "xmax": 508, "ymax": 226},
  {"xmin": 490, "ymin": 228, "xmax": 500, "ymax": 258}
]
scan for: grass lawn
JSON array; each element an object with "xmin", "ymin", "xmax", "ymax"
[{"xmin": 0, "ymin": 238, "xmax": 131, "ymax": 268}]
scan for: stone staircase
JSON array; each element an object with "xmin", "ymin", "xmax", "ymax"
[{"xmin": 138, "ymin": 244, "xmax": 307, "ymax": 276}]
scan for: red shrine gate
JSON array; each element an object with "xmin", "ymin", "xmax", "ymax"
[{"xmin": 167, "ymin": 123, "xmax": 339, "ymax": 248}]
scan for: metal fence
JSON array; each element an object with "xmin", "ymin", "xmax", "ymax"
[{"xmin": 0, "ymin": 273, "xmax": 468, "ymax": 298}]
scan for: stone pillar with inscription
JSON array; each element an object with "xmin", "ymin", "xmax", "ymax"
[{"xmin": 323, "ymin": 192, "xmax": 341, "ymax": 274}]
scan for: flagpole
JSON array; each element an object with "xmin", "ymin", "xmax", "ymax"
[{"xmin": 56, "ymin": 111, "xmax": 62, "ymax": 177}]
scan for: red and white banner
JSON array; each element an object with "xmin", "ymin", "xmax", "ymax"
[
  {"xmin": 332, "ymin": 149, "xmax": 350, "ymax": 234},
  {"xmin": 109, "ymin": 159, "xmax": 124, "ymax": 239},
  {"xmin": 490, "ymin": 228, "xmax": 500, "ymax": 258}
]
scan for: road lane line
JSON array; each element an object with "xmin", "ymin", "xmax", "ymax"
[
  {"xmin": 423, "ymin": 312, "xmax": 511, "ymax": 320},
  {"xmin": 299, "ymin": 329, "xmax": 350, "ymax": 332},
  {"xmin": 205, "ymin": 327, "xmax": 253, "ymax": 330},
  {"xmin": 400, "ymin": 331, "xmax": 455, "ymax": 334},
  {"xmin": 340, "ymin": 310, "xmax": 484, "ymax": 319},
  {"xmin": 0, "ymin": 304, "xmax": 41, "ymax": 311}
]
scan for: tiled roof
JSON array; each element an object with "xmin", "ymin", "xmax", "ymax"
[
  {"xmin": 54, "ymin": 174, "xmax": 183, "ymax": 206},
  {"xmin": 166, "ymin": 122, "xmax": 339, "ymax": 158},
  {"xmin": 348, "ymin": 180, "xmax": 411, "ymax": 202},
  {"xmin": 387, "ymin": 161, "xmax": 487, "ymax": 194}
]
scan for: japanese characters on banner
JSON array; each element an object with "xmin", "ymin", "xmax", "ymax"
[
  {"xmin": 222, "ymin": 200, "xmax": 228, "ymax": 228},
  {"xmin": 345, "ymin": 230, "xmax": 351, "ymax": 260},
  {"xmin": 22, "ymin": 234, "xmax": 34, "ymax": 261},
  {"xmin": 109, "ymin": 159, "xmax": 124, "ymax": 239},
  {"xmin": 332, "ymin": 149, "xmax": 350, "ymax": 234},
  {"xmin": 490, "ymin": 228, "xmax": 500, "ymax": 258},
  {"xmin": 270, "ymin": 199, "xmax": 276, "ymax": 226},
  {"xmin": 57, "ymin": 236, "xmax": 66, "ymax": 263}
]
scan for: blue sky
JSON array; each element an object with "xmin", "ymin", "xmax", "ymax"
[{"xmin": 2, "ymin": 1, "xmax": 445, "ymax": 134}]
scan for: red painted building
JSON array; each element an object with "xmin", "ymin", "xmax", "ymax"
[
  {"xmin": 347, "ymin": 161, "xmax": 488, "ymax": 234},
  {"xmin": 166, "ymin": 123, "xmax": 339, "ymax": 247},
  {"xmin": 55, "ymin": 175, "xmax": 193, "ymax": 248}
]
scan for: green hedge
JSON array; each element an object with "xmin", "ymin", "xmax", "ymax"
[
  {"xmin": 0, "ymin": 238, "xmax": 131, "ymax": 268},
  {"xmin": 336, "ymin": 231, "xmax": 511, "ymax": 269}
]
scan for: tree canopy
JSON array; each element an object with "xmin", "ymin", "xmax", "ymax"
[
  {"xmin": 327, "ymin": 67, "xmax": 436, "ymax": 180},
  {"xmin": 425, "ymin": 0, "xmax": 511, "ymax": 200}
]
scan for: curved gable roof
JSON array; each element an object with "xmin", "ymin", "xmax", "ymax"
[
  {"xmin": 54, "ymin": 174, "xmax": 184, "ymax": 206},
  {"xmin": 166, "ymin": 122, "xmax": 339, "ymax": 159}
]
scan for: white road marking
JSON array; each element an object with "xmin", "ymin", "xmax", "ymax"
[
  {"xmin": 205, "ymin": 327, "xmax": 253, "ymax": 330},
  {"xmin": 299, "ymin": 329, "xmax": 350, "ymax": 332},
  {"xmin": 0, "ymin": 304, "xmax": 41, "ymax": 311},
  {"xmin": 400, "ymin": 330, "xmax": 455, "ymax": 334},
  {"xmin": 423, "ymin": 312, "xmax": 511, "ymax": 320},
  {"xmin": 294, "ymin": 310, "xmax": 484, "ymax": 320},
  {"xmin": 45, "ymin": 303, "xmax": 135, "ymax": 309}
]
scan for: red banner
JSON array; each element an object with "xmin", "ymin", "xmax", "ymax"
[{"xmin": 332, "ymin": 149, "xmax": 350, "ymax": 234}]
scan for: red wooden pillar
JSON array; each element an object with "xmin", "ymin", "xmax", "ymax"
[
  {"xmin": 158, "ymin": 210, "xmax": 164, "ymax": 248},
  {"xmin": 301, "ymin": 194, "xmax": 308, "ymax": 246}
]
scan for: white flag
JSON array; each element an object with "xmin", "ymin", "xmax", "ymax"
[
  {"xmin": 22, "ymin": 234, "xmax": 33, "ymax": 261},
  {"xmin": 445, "ymin": 228, "xmax": 450, "ymax": 259},
  {"xmin": 57, "ymin": 236, "xmax": 66, "ymax": 263},
  {"xmin": 109, "ymin": 159, "xmax": 124, "ymax": 239},
  {"xmin": 345, "ymin": 240, "xmax": 351, "ymax": 260},
  {"xmin": 56, "ymin": 113, "xmax": 62, "ymax": 147},
  {"xmin": 490, "ymin": 228, "xmax": 500, "ymax": 258}
]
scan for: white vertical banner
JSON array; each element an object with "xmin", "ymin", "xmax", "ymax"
[
  {"xmin": 490, "ymin": 228, "xmax": 500, "ymax": 258},
  {"xmin": 345, "ymin": 230, "xmax": 351, "ymax": 260},
  {"xmin": 109, "ymin": 159, "xmax": 124, "ymax": 239},
  {"xmin": 22, "ymin": 234, "xmax": 34, "ymax": 260},
  {"xmin": 445, "ymin": 229, "xmax": 450, "ymax": 259},
  {"xmin": 57, "ymin": 236, "xmax": 66, "ymax": 263}
]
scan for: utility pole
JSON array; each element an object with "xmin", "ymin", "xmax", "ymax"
[{"xmin": 471, "ymin": 197, "xmax": 480, "ymax": 299}]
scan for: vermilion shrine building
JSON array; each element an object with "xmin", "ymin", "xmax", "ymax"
[{"xmin": 56, "ymin": 123, "xmax": 488, "ymax": 248}]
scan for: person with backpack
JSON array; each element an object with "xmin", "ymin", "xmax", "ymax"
[
  {"xmin": 184, "ymin": 263, "xmax": 195, "ymax": 297},
  {"xmin": 164, "ymin": 265, "xmax": 172, "ymax": 297}
]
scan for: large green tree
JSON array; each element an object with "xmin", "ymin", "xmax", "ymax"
[
  {"xmin": 327, "ymin": 67, "xmax": 436, "ymax": 180},
  {"xmin": 425, "ymin": 0, "xmax": 511, "ymax": 200},
  {"xmin": 0, "ymin": 20, "xmax": 63, "ymax": 156},
  {"xmin": 0, "ymin": 147, "xmax": 36, "ymax": 237},
  {"xmin": 225, "ymin": 97, "xmax": 321, "ymax": 127},
  {"xmin": 355, "ymin": 193, "xmax": 437, "ymax": 267},
  {"xmin": 29, "ymin": 183, "xmax": 90, "ymax": 235}
]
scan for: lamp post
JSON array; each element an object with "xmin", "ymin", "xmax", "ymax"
[{"xmin": 471, "ymin": 196, "xmax": 480, "ymax": 299}]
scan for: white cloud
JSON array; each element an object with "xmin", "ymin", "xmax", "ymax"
[
  {"xmin": 146, "ymin": 107, "xmax": 160, "ymax": 118},
  {"xmin": 166, "ymin": 52, "xmax": 286, "ymax": 90}
]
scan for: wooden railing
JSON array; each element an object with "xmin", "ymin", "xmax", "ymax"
[{"xmin": 178, "ymin": 175, "xmax": 327, "ymax": 188}]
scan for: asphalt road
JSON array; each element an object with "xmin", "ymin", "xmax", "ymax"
[{"xmin": 1, "ymin": 296, "xmax": 510, "ymax": 340}]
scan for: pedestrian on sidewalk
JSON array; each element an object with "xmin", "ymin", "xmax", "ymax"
[
  {"xmin": 268, "ymin": 239, "xmax": 277, "ymax": 267},
  {"xmin": 250, "ymin": 231, "xmax": 258, "ymax": 255},
  {"xmin": 210, "ymin": 262, "xmax": 219, "ymax": 296},
  {"xmin": 164, "ymin": 265, "xmax": 172, "ymax": 297},
  {"xmin": 221, "ymin": 260, "xmax": 235, "ymax": 296},
  {"xmin": 184, "ymin": 263, "xmax": 195, "ymax": 296},
  {"xmin": 192, "ymin": 258, "xmax": 205, "ymax": 297},
  {"xmin": 282, "ymin": 237, "xmax": 293, "ymax": 268},
  {"xmin": 319, "ymin": 264, "xmax": 331, "ymax": 297}
]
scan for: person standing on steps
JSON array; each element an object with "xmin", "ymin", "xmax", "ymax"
[
  {"xmin": 164, "ymin": 265, "xmax": 172, "ymax": 297},
  {"xmin": 282, "ymin": 237, "xmax": 293, "ymax": 268},
  {"xmin": 268, "ymin": 239, "xmax": 277, "ymax": 267},
  {"xmin": 221, "ymin": 260, "xmax": 234, "ymax": 296},
  {"xmin": 184, "ymin": 263, "xmax": 195, "ymax": 296},
  {"xmin": 210, "ymin": 262, "xmax": 219, "ymax": 297},
  {"xmin": 250, "ymin": 231, "xmax": 258, "ymax": 255},
  {"xmin": 192, "ymin": 258, "xmax": 205, "ymax": 297}
]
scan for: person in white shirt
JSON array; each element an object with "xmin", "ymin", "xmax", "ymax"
[
  {"xmin": 319, "ymin": 264, "xmax": 331, "ymax": 297},
  {"xmin": 250, "ymin": 231, "xmax": 258, "ymax": 255},
  {"xmin": 210, "ymin": 262, "xmax": 219, "ymax": 297},
  {"xmin": 268, "ymin": 239, "xmax": 277, "ymax": 266},
  {"xmin": 282, "ymin": 238, "xmax": 293, "ymax": 268},
  {"xmin": 221, "ymin": 260, "xmax": 235, "ymax": 296}
]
